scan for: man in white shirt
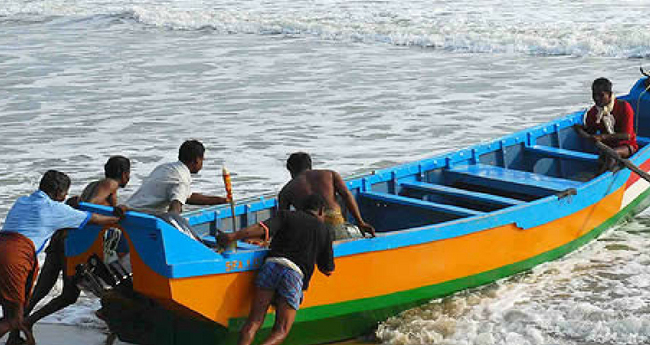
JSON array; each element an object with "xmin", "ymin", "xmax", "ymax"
[{"xmin": 126, "ymin": 140, "xmax": 229, "ymax": 215}]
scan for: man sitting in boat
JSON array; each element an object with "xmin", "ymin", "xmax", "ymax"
[
  {"xmin": 217, "ymin": 194, "xmax": 334, "ymax": 345},
  {"xmin": 0, "ymin": 170, "xmax": 121, "ymax": 345},
  {"xmin": 578, "ymin": 77, "xmax": 638, "ymax": 173},
  {"xmin": 5, "ymin": 156, "xmax": 132, "ymax": 345},
  {"xmin": 126, "ymin": 140, "xmax": 229, "ymax": 240},
  {"xmin": 278, "ymin": 152, "xmax": 375, "ymax": 240}
]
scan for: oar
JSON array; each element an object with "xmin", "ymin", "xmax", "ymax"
[
  {"xmin": 222, "ymin": 166, "xmax": 237, "ymax": 252},
  {"xmin": 594, "ymin": 140, "xmax": 650, "ymax": 183}
]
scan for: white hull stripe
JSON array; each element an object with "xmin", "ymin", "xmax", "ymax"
[{"xmin": 622, "ymin": 178, "xmax": 650, "ymax": 209}]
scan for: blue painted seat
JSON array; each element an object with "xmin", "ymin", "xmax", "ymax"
[
  {"xmin": 400, "ymin": 181, "xmax": 523, "ymax": 207},
  {"xmin": 359, "ymin": 191, "xmax": 484, "ymax": 218},
  {"xmin": 524, "ymin": 145, "xmax": 599, "ymax": 163},
  {"xmin": 445, "ymin": 164, "xmax": 582, "ymax": 196}
]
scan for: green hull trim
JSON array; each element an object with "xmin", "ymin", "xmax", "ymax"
[
  {"xmin": 110, "ymin": 187, "xmax": 650, "ymax": 345},
  {"xmin": 243, "ymin": 187, "xmax": 650, "ymax": 345}
]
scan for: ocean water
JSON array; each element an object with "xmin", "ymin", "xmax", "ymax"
[{"xmin": 1, "ymin": 0, "xmax": 650, "ymax": 343}]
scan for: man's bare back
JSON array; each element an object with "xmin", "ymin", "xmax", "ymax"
[
  {"xmin": 279, "ymin": 170, "xmax": 341, "ymax": 212},
  {"xmin": 279, "ymin": 152, "xmax": 375, "ymax": 238},
  {"xmin": 82, "ymin": 178, "xmax": 121, "ymax": 206}
]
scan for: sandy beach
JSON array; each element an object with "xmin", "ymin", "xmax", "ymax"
[
  {"xmin": 26, "ymin": 324, "xmax": 126, "ymax": 345},
  {"xmin": 26, "ymin": 324, "xmax": 371, "ymax": 345}
]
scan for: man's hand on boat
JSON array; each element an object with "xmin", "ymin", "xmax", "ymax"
[
  {"xmin": 112, "ymin": 205, "xmax": 128, "ymax": 219},
  {"xmin": 358, "ymin": 221, "xmax": 376, "ymax": 238},
  {"xmin": 216, "ymin": 223, "xmax": 266, "ymax": 248},
  {"xmin": 66, "ymin": 195, "xmax": 124, "ymax": 223},
  {"xmin": 89, "ymin": 213, "xmax": 121, "ymax": 226}
]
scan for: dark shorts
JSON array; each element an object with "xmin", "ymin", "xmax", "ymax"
[{"xmin": 255, "ymin": 262, "xmax": 303, "ymax": 310}]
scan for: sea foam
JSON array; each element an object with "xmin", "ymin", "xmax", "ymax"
[{"xmin": 2, "ymin": 0, "xmax": 650, "ymax": 57}]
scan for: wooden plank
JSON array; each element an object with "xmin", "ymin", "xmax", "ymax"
[
  {"xmin": 359, "ymin": 191, "xmax": 484, "ymax": 217},
  {"xmin": 524, "ymin": 145, "xmax": 599, "ymax": 163},
  {"xmin": 400, "ymin": 181, "xmax": 523, "ymax": 207},
  {"xmin": 446, "ymin": 164, "xmax": 582, "ymax": 195}
]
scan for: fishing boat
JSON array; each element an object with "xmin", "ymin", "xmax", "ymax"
[{"xmin": 65, "ymin": 76, "xmax": 650, "ymax": 345}]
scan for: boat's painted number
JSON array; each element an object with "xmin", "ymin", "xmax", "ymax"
[{"xmin": 225, "ymin": 258, "xmax": 263, "ymax": 272}]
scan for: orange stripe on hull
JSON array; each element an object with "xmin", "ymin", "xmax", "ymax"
[
  {"xmin": 137, "ymin": 185, "xmax": 624, "ymax": 327},
  {"xmin": 304, "ymin": 185, "xmax": 623, "ymax": 307},
  {"xmin": 66, "ymin": 186, "xmax": 625, "ymax": 327}
]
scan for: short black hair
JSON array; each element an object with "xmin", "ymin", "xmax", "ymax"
[
  {"xmin": 301, "ymin": 194, "xmax": 326, "ymax": 212},
  {"xmin": 286, "ymin": 152, "xmax": 312, "ymax": 176},
  {"xmin": 39, "ymin": 170, "xmax": 71, "ymax": 198},
  {"xmin": 104, "ymin": 156, "xmax": 130, "ymax": 179},
  {"xmin": 592, "ymin": 78, "xmax": 612, "ymax": 93},
  {"xmin": 179, "ymin": 140, "xmax": 205, "ymax": 164}
]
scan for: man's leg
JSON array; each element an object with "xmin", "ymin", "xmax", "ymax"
[
  {"xmin": 597, "ymin": 145, "xmax": 633, "ymax": 174},
  {"xmin": 0, "ymin": 302, "xmax": 35, "ymax": 345},
  {"xmin": 259, "ymin": 298, "xmax": 297, "ymax": 345},
  {"xmin": 237, "ymin": 287, "xmax": 274, "ymax": 345},
  {"xmin": 604, "ymin": 146, "xmax": 634, "ymax": 172},
  {"xmin": 0, "ymin": 302, "xmax": 13, "ymax": 336},
  {"xmin": 614, "ymin": 145, "xmax": 633, "ymax": 159},
  {"xmin": 25, "ymin": 251, "xmax": 62, "ymax": 315},
  {"xmin": 7, "ymin": 250, "xmax": 63, "ymax": 344},
  {"xmin": 25, "ymin": 277, "xmax": 80, "ymax": 328}
]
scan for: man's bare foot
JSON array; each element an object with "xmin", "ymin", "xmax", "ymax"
[{"xmin": 105, "ymin": 333, "xmax": 118, "ymax": 345}]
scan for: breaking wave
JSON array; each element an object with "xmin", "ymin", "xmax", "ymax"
[
  {"xmin": 3, "ymin": 0, "xmax": 650, "ymax": 57},
  {"xmin": 376, "ymin": 220, "xmax": 650, "ymax": 345}
]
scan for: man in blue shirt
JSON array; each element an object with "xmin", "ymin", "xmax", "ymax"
[{"xmin": 0, "ymin": 170, "xmax": 120, "ymax": 345}]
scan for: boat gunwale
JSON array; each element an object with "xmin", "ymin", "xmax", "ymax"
[{"xmin": 71, "ymin": 82, "xmax": 650, "ymax": 278}]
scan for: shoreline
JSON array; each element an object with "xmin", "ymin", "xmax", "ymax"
[
  {"xmin": 26, "ymin": 323, "xmax": 126, "ymax": 345},
  {"xmin": 25, "ymin": 323, "xmax": 372, "ymax": 345}
]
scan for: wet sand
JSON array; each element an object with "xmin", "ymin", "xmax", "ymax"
[
  {"xmin": 24, "ymin": 324, "xmax": 126, "ymax": 345},
  {"xmin": 26, "ymin": 323, "xmax": 372, "ymax": 345}
]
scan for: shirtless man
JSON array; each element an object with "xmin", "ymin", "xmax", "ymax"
[
  {"xmin": 78, "ymin": 155, "xmax": 131, "ymax": 213},
  {"xmin": 7, "ymin": 156, "xmax": 131, "ymax": 344},
  {"xmin": 278, "ymin": 152, "xmax": 375, "ymax": 240}
]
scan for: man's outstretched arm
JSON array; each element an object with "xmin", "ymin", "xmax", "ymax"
[
  {"xmin": 217, "ymin": 223, "xmax": 266, "ymax": 247},
  {"xmin": 186, "ymin": 193, "xmax": 229, "ymax": 205},
  {"xmin": 332, "ymin": 171, "xmax": 375, "ymax": 237}
]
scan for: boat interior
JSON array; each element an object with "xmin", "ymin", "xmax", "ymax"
[{"xmin": 185, "ymin": 78, "xmax": 650, "ymax": 241}]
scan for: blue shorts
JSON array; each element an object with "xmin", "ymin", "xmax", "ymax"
[{"xmin": 255, "ymin": 262, "xmax": 303, "ymax": 310}]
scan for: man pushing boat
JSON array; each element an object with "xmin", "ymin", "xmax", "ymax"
[
  {"xmin": 217, "ymin": 194, "xmax": 334, "ymax": 345},
  {"xmin": 577, "ymin": 77, "xmax": 638, "ymax": 174},
  {"xmin": 126, "ymin": 140, "xmax": 229, "ymax": 243},
  {"xmin": 5, "ymin": 156, "xmax": 132, "ymax": 345},
  {"xmin": 0, "ymin": 170, "xmax": 121, "ymax": 345},
  {"xmin": 126, "ymin": 140, "xmax": 229, "ymax": 215},
  {"xmin": 278, "ymin": 152, "xmax": 375, "ymax": 240}
]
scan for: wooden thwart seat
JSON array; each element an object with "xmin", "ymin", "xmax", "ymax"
[
  {"xmin": 524, "ymin": 145, "xmax": 599, "ymax": 163},
  {"xmin": 359, "ymin": 191, "xmax": 484, "ymax": 218},
  {"xmin": 400, "ymin": 181, "xmax": 523, "ymax": 207},
  {"xmin": 446, "ymin": 164, "xmax": 582, "ymax": 196}
]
